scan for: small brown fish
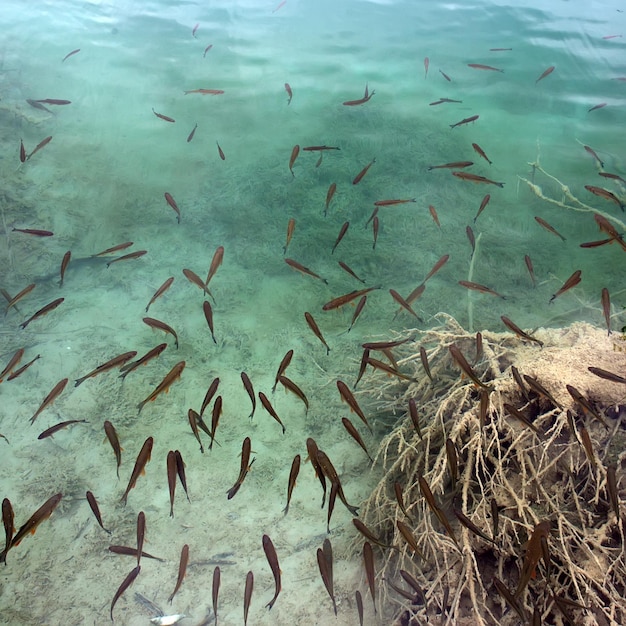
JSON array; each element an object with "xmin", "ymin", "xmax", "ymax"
[
  {"xmin": 515, "ymin": 520, "xmax": 551, "ymax": 597},
  {"xmin": 108, "ymin": 545, "xmax": 163, "ymax": 562},
  {"xmin": 182, "ymin": 268, "xmax": 214, "ymax": 299},
  {"xmin": 579, "ymin": 426, "xmax": 597, "ymax": 467},
  {"xmin": 601, "ymin": 287, "xmax": 611, "ymax": 335},
  {"xmin": 62, "ymin": 48, "xmax": 80, "ymax": 62},
  {"xmin": 317, "ymin": 540, "xmax": 337, "ymax": 615},
  {"xmin": 450, "ymin": 114, "xmax": 479, "ymax": 129},
  {"xmin": 418, "ymin": 476, "xmax": 459, "ymax": 548},
  {"xmin": 283, "ymin": 454, "xmax": 300, "ymax": 515},
  {"xmin": 324, "ymin": 182, "xmax": 337, "ymax": 216},
  {"xmin": 585, "ymin": 185, "xmax": 624, "ymax": 211},
  {"xmin": 30, "ymin": 377, "xmax": 68, "ymax": 424},
  {"xmin": 92, "ymin": 241, "xmax": 134, "ymax": 257},
  {"xmin": 58, "ymin": 251, "xmax": 71, "ymax": 287},
  {"xmin": 453, "ymin": 508, "xmax": 495, "ymax": 544},
  {"xmin": 284, "ymin": 82, "xmax": 292, "ymax": 104},
  {"xmin": 466, "ymin": 226, "xmax": 475, "ymax": 258},
  {"xmin": 409, "ymin": 398, "xmax": 423, "ymax": 439},
  {"xmin": 342, "ymin": 417, "xmax": 372, "ymax": 462},
  {"xmin": 363, "ymin": 542, "xmax": 377, "ymax": 612},
  {"xmin": 372, "ymin": 215, "xmax": 379, "ymax": 249},
  {"xmin": 11, "ymin": 227, "xmax": 53, "ymax": 236},
  {"xmin": 164, "ymin": 192, "xmax": 181, "ymax": 223},
  {"xmin": 374, "ymin": 198, "xmax": 416, "ymax": 206},
  {"xmin": 75, "ymin": 351, "xmax": 137, "ymax": 387},
  {"xmin": 337, "ymin": 380, "xmax": 372, "ymax": 433},
  {"xmin": 322, "ymin": 286, "xmax": 379, "ymax": 310},
  {"xmin": 501, "ymin": 316, "xmax": 544, "ymax": 347},
  {"xmin": 212, "ymin": 566, "xmax": 221, "ymax": 623},
  {"xmin": 241, "ymin": 372, "xmax": 256, "ymax": 418},
  {"xmin": 263, "ymin": 535, "xmax": 281, "ymax": 609},
  {"xmin": 504, "ymin": 402, "xmax": 542, "ymax": 435},
  {"xmin": 7, "ymin": 353, "xmax": 40, "ymax": 382},
  {"xmin": 146, "ymin": 277, "xmax": 174, "ymax": 313},
  {"xmin": 272, "ymin": 350, "xmax": 293, "ymax": 393},
  {"xmin": 283, "ymin": 218, "xmax": 295, "ymax": 255},
  {"xmin": 26, "ymin": 99, "xmax": 51, "ymax": 112},
  {"xmin": 120, "ymin": 344, "xmax": 167, "ymax": 380},
  {"xmin": 449, "ymin": 344, "xmax": 493, "ymax": 391},
  {"xmin": 353, "ymin": 158, "xmax": 376, "ymax": 184},
  {"xmin": 389, "ymin": 289, "xmax": 422, "ymax": 320},
  {"xmin": 331, "ymin": 221, "xmax": 349, "ymax": 254},
  {"xmin": 342, "ymin": 85, "xmax": 375, "ymax": 106},
  {"xmin": 278, "ymin": 375, "xmax": 309, "ymax": 413},
  {"xmin": 120, "ymin": 437, "xmax": 154, "ymax": 505},
  {"xmin": 452, "ymin": 171, "xmax": 503, "ymax": 187},
  {"xmin": 536, "ymin": 65, "xmax": 555, "ymax": 83},
  {"xmin": 142, "ymin": 317, "xmax": 179, "ymax": 349},
  {"xmin": 493, "ymin": 576, "xmax": 527, "ymax": 623},
  {"xmin": 4, "ymin": 283, "xmax": 35, "ymax": 316},
  {"xmin": 428, "ymin": 161, "xmax": 474, "ymax": 170},
  {"xmin": 304, "ymin": 312, "xmax": 330, "ymax": 355},
  {"xmin": 599, "ymin": 171, "xmax": 626, "ymax": 184},
  {"xmin": 468, "ymin": 63, "xmax": 503, "ymax": 72},
  {"xmin": 584, "ymin": 145, "xmax": 604, "ymax": 168},
  {"xmin": 27, "ymin": 135, "xmax": 53, "ymax": 160},
  {"xmin": 167, "ymin": 450, "xmax": 177, "ymax": 517},
  {"xmin": 429, "ymin": 97, "xmax": 463, "ymax": 105},
  {"xmin": 203, "ymin": 300, "xmax": 217, "ymax": 344},
  {"xmin": 549, "ymin": 269, "xmax": 582, "ymax": 303},
  {"xmin": 353, "ymin": 519, "xmax": 396, "ymax": 550},
  {"xmin": 445, "ymin": 438, "xmax": 458, "ymax": 488},
  {"xmin": 472, "ymin": 143, "xmax": 492, "ymax": 165},
  {"xmin": 38, "ymin": 419, "xmax": 87, "ymax": 439},
  {"xmin": 168, "ymin": 544, "xmax": 189, "ymax": 604},
  {"xmin": 424, "ymin": 57, "xmax": 429, "ymax": 77},
  {"xmin": 354, "ymin": 349, "xmax": 370, "ymax": 389},
  {"xmin": 104, "ymin": 420, "xmax": 123, "ymax": 478},
  {"xmin": 535, "ymin": 216, "xmax": 566, "ymax": 240},
  {"xmin": 259, "ymin": 391, "xmax": 285, "ymax": 433},
  {"xmin": 285, "ymin": 258, "xmax": 328, "ymax": 284},
  {"xmin": 429, "ymin": 205, "xmax": 441, "ymax": 228},
  {"xmin": 474, "ymin": 194, "xmax": 491, "ymax": 222},
  {"xmin": 136, "ymin": 511, "xmax": 145, "ymax": 567},
  {"xmin": 306, "ymin": 438, "xmax": 327, "ymax": 507},
  {"xmin": 209, "ymin": 396, "xmax": 223, "ymax": 450},
  {"xmin": 588, "ymin": 102, "xmax": 607, "ymax": 113},
  {"xmin": 396, "ymin": 520, "xmax": 426, "ymax": 559},
  {"xmin": 524, "ymin": 254, "xmax": 536, "ymax": 287},
  {"xmin": 2, "ymin": 499, "xmax": 14, "ymax": 562},
  {"xmin": 106, "ymin": 250, "xmax": 147, "ymax": 267},
  {"xmin": 566, "ymin": 384, "xmax": 609, "ymax": 427},
  {"xmin": 0, "ymin": 348, "xmax": 24, "ymax": 383},
  {"xmin": 227, "ymin": 437, "xmax": 254, "ymax": 499},
  {"xmin": 152, "ymin": 108, "xmax": 175, "ymax": 122},
  {"xmin": 316, "ymin": 450, "xmax": 359, "ymax": 517},
  {"xmin": 423, "ymin": 254, "xmax": 450, "ymax": 283},
  {"xmin": 347, "ymin": 295, "xmax": 367, "ymax": 332},
  {"xmin": 20, "ymin": 297, "xmax": 64, "ymax": 329},
  {"xmin": 458, "ymin": 280, "xmax": 506, "ymax": 299},
  {"xmin": 337, "ymin": 260, "xmax": 366, "ymax": 283},
  {"xmin": 110, "ymin": 565, "xmax": 141, "ymax": 621},
  {"xmin": 588, "ymin": 366, "xmax": 626, "ymax": 385},
  {"xmin": 216, "ymin": 141, "xmax": 226, "ymax": 160},
  {"xmin": 187, "ymin": 409, "xmax": 204, "ymax": 453},
  {"xmin": 35, "ymin": 98, "xmax": 71, "ymax": 105},
  {"xmin": 394, "ymin": 482, "xmax": 412, "ymax": 522},
  {"xmin": 243, "ymin": 570, "xmax": 254, "ymax": 626},
  {"xmin": 440, "ymin": 69, "xmax": 451, "ymax": 81},
  {"xmin": 186, "ymin": 123, "xmax": 198, "ymax": 142},
  {"xmin": 289, "ymin": 145, "xmax": 299, "ymax": 176}
]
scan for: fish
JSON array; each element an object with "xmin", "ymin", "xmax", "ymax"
[
  {"xmin": 566, "ymin": 384, "xmax": 609, "ymax": 428},
  {"xmin": 186, "ymin": 123, "xmax": 197, "ymax": 142},
  {"xmin": 353, "ymin": 158, "xmax": 376, "ymax": 184},
  {"xmin": 342, "ymin": 417, "xmax": 372, "ymax": 462},
  {"xmin": 34, "ymin": 99, "xmax": 71, "ymax": 105},
  {"xmin": 262, "ymin": 535, "xmax": 281, "ymax": 609},
  {"xmin": 536, "ymin": 65, "xmax": 555, "ymax": 83},
  {"xmin": 317, "ymin": 540, "xmax": 337, "ymax": 615},
  {"xmin": 259, "ymin": 391, "xmax": 286, "ymax": 433},
  {"xmin": 472, "ymin": 143, "xmax": 492, "ymax": 164},
  {"xmin": 449, "ymin": 344, "xmax": 494, "ymax": 391},
  {"xmin": 473, "ymin": 194, "xmax": 491, "ymax": 223},
  {"xmin": 338, "ymin": 261, "xmax": 366, "ymax": 283},
  {"xmin": 466, "ymin": 226, "xmax": 476, "ymax": 258},
  {"xmin": 453, "ymin": 508, "xmax": 495, "ymax": 544},
  {"xmin": 243, "ymin": 570, "xmax": 254, "ymax": 626},
  {"xmin": 58, "ymin": 251, "xmax": 71, "ymax": 287},
  {"xmin": 192, "ymin": 22, "xmax": 199, "ymax": 37},
  {"xmin": 110, "ymin": 565, "xmax": 141, "ymax": 621},
  {"xmin": 62, "ymin": 48, "xmax": 80, "ymax": 62},
  {"xmin": 142, "ymin": 317, "xmax": 179, "ymax": 349},
  {"xmin": 27, "ymin": 135, "xmax": 53, "ymax": 159},
  {"xmin": 92, "ymin": 242, "xmax": 134, "ymax": 257},
  {"xmin": 106, "ymin": 250, "xmax": 147, "ymax": 267},
  {"xmin": 354, "ymin": 349, "xmax": 370, "ymax": 389},
  {"xmin": 167, "ymin": 451, "xmax": 177, "ymax": 517},
  {"xmin": 4, "ymin": 283, "xmax": 35, "ymax": 316},
  {"xmin": 490, "ymin": 499, "xmax": 500, "ymax": 540},
  {"xmin": 227, "ymin": 437, "xmax": 254, "ymax": 499},
  {"xmin": 418, "ymin": 476, "xmax": 459, "ymax": 548},
  {"xmin": 593, "ymin": 213, "xmax": 626, "ymax": 251},
  {"xmin": 353, "ymin": 519, "xmax": 396, "ymax": 550},
  {"xmin": 490, "ymin": 47, "xmax": 513, "ymax": 51},
  {"xmin": 120, "ymin": 344, "xmax": 167, "ymax": 380},
  {"xmin": 409, "ymin": 398, "xmax": 423, "ymax": 439},
  {"xmin": 474, "ymin": 331, "xmax": 484, "ymax": 365},
  {"xmin": 11, "ymin": 227, "xmax": 53, "ymax": 236},
  {"xmin": 75, "ymin": 351, "xmax": 137, "ymax": 386},
  {"xmin": 212, "ymin": 566, "xmax": 221, "ymax": 623},
  {"xmin": 365, "ymin": 206, "xmax": 378, "ymax": 228},
  {"xmin": 373, "ymin": 198, "xmax": 416, "ymax": 206},
  {"xmin": 272, "ymin": 350, "xmax": 293, "ymax": 393},
  {"xmin": 331, "ymin": 221, "xmax": 349, "ymax": 254},
  {"xmin": 20, "ymin": 297, "xmax": 64, "ymax": 330},
  {"xmin": 389, "ymin": 289, "xmax": 422, "ymax": 320},
  {"xmin": 601, "ymin": 287, "xmax": 611, "ymax": 335},
  {"xmin": 216, "ymin": 141, "xmax": 226, "ymax": 160},
  {"xmin": 396, "ymin": 520, "xmax": 426, "ymax": 559},
  {"xmin": 304, "ymin": 312, "xmax": 330, "ymax": 355},
  {"xmin": 168, "ymin": 544, "xmax": 189, "ymax": 604},
  {"xmin": 445, "ymin": 438, "xmax": 458, "ymax": 488},
  {"xmin": 366, "ymin": 357, "xmax": 416, "ymax": 383},
  {"xmin": 424, "ymin": 56, "xmax": 429, "ymax": 77},
  {"xmin": 468, "ymin": 63, "xmax": 503, "ymax": 72},
  {"xmin": 347, "ymin": 296, "xmax": 367, "ymax": 332},
  {"xmin": 283, "ymin": 454, "xmax": 300, "ymax": 515},
  {"xmin": 429, "ymin": 97, "xmax": 463, "ymax": 105},
  {"xmin": 452, "ymin": 171, "xmax": 504, "ymax": 187},
  {"xmin": 316, "ymin": 450, "xmax": 359, "ymax": 517},
  {"xmin": 146, "ymin": 277, "xmax": 174, "ymax": 313},
  {"xmin": 524, "ymin": 254, "xmax": 536, "ymax": 287},
  {"xmin": 29, "ymin": 377, "xmax": 69, "ymax": 424},
  {"xmin": 278, "ymin": 375, "xmax": 309, "ymax": 413},
  {"xmin": 289, "ymin": 145, "xmax": 299, "ymax": 176},
  {"xmin": 306, "ymin": 438, "xmax": 327, "ymax": 507},
  {"xmin": 182, "ymin": 268, "xmax": 214, "ymax": 299},
  {"xmin": 585, "ymin": 185, "xmax": 625, "ymax": 211},
  {"xmin": 164, "ymin": 193, "xmax": 181, "ymax": 223},
  {"xmin": 284, "ymin": 258, "xmax": 328, "ymax": 284},
  {"xmin": 427, "ymin": 161, "xmax": 474, "ymax": 170},
  {"xmin": 283, "ymin": 217, "xmax": 295, "ymax": 255},
  {"xmin": 493, "ymin": 576, "xmax": 527, "ymax": 623},
  {"xmin": 372, "ymin": 216, "xmax": 379, "ymax": 249},
  {"xmin": 322, "ymin": 286, "xmax": 379, "ymax": 310},
  {"xmin": 535, "ymin": 216, "xmax": 566, "ymax": 241},
  {"xmin": 302, "ymin": 145, "xmax": 341, "ymax": 151},
  {"xmin": 241, "ymin": 372, "xmax": 256, "ymax": 418},
  {"xmin": 183, "ymin": 89, "xmax": 224, "ymax": 95},
  {"xmin": 152, "ymin": 108, "xmax": 175, "ymax": 122},
  {"xmin": 108, "ymin": 546, "xmax": 164, "ymax": 561},
  {"xmin": 26, "ymin": 99, "xmax": 51, "ymax": 113},
  {"xmin": 450, "ymin": 114, "xmax": 479, "ymax": 128},
  {"xmin": 501, "ymin": 316, "xmax": 544, "ymax": 347},
  {"xmin": 136, "ymin": 511, "xmax": 145, "ymax": 566},
  {"xmin": 428, "ymin": 205, "xmax": 441, "ymax": 228},
  {"xmin": 337, "ymin": 380, "xmax": 372, "ymax": 433},
  {"xmin": 549, "ymin": 269, "xmax": 582, "ymax": 303},
  {"xmin": 458, "ymin": 280, "xmax": 506, "ymax": 299},
  {"xmin": 343, "ymin": 84, "xmax": 375, "ymax": 106},
  {"xmin": 324, "ymin": 182, "xmax": 337, "ymax": 216},
  {"xmin": 440, "ymin": 69, "xmax": 451, "ymax": 81},
  {"xmin": 272, "ymin": 0, "xmax": 287, "ymax": 12},
  {"xmin": 588, "ymin": 102, "xmax": 607, "ymax": 113},
  {"xmin": 0, "ymin": 348, "xmax": 24, "ymax": 383},
  {"xmin": 584, "ymin": 145, "xmax": 604, "ymax": 168},
  {"xmin": 503, "ymin": 402, "xmax": 542, "ymax": 434},
  {"xmin": 362, "ymin": 542, "xmax": 377, "ymax": 612},
  {"xmin": 579, "ymin": 426, "xmax": 597, "ymax": 467},
  {"xmin": 1, "ymin": 493, "xmax": 62, "ymax": 564},
  {"xmin": 104, "ymin": 420, "xmax": 123, "ymax": 478},
  {"xmin": 187, "ymin": 409, "xmax": 204, "ymax": 453},
  {"xmin": 423, "ymin": 254, "xmax": 450, "ymax": 283},
  {"xmin": 2, "ymin": 499, "xmax": 14, "ymax": 562},
  {"xmin": 205, "ymin": 396, "xmax": 222, "ymax": 450},
  {"xmin": 599, "ymin": 171, "xmax": 626, "ymax": 184},
  {"xmin": 362, "ymin": 337, "xmax": 413, "ymax": 351},
  {"xmin": 38, "ymin": 419, "xmax": 87, "ymax": 439},
  {"xmin": 203, "ymin": 300, "xmax": 217, "ymax": 344},
  {"xmin": 587, "ymin": 366, "xmax": 626, "ymax": 385},
  {"xmin": 522, "ymin": 374, "xmax": 562, "ymax": 409},
  {"xmin": 120, "ymin": 437, "xmax": 153, "ymax": 504},
  {"xmin": 393, "ymin": 482, "xmax": 412, "ymax": 522},
  {"xmin": 7, "ymin": 354, "xmax": 40, "ymax": 382},
  {"xmin": 515, "ymin": 520, "xmax": 551, "ymax": 597},
  {"xmin": 284, "ymin": 82, "xmax": 292, "ymax": 105}
]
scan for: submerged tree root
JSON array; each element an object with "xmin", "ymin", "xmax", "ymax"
[{"xmin": 357, "ymin": 313, "xmax": 626, "ymax": 626}]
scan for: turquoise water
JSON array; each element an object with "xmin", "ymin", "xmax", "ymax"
[{"xmin": 0, "ymin": 0, "xmax": 624, "ymax": 624}]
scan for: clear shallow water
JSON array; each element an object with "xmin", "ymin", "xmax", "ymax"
[{"xmin": 0, "ymin": 0, "xmax": 624, "ymax": 624}]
